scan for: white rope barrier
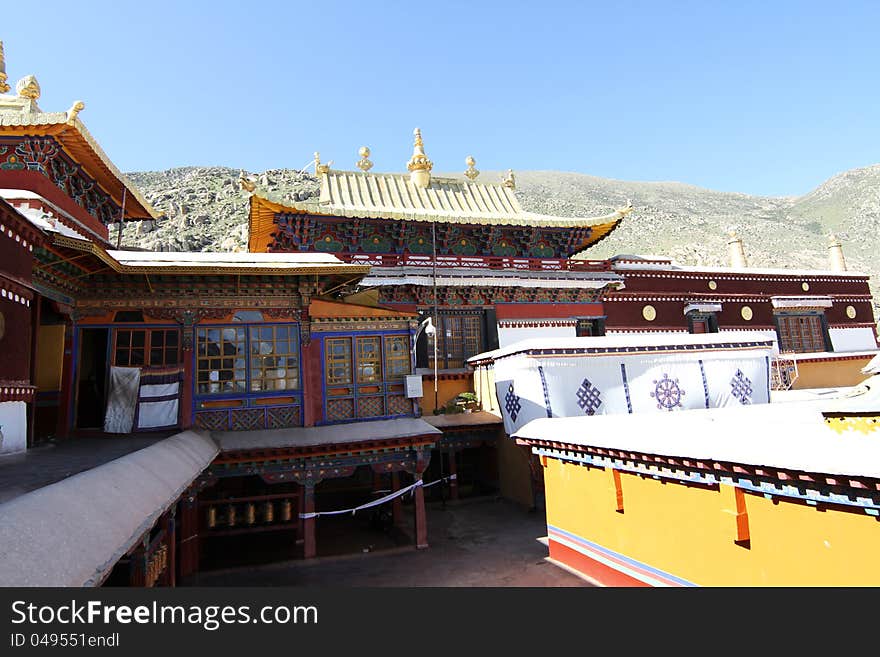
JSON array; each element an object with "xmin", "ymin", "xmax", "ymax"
[{"xmin": 299, "ymin": 474, "xmax": 456, "ymax": 519}]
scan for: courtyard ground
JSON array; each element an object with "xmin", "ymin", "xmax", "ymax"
[{"xmin": 190, "ymin": 496, "xmax": 592, "ymax": 587}]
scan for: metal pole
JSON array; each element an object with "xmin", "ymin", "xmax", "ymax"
[
  {"xmin": 116, "ymin": 187, "xmax": 127, "ymax": 249},
  {"xmin": 431, "ymin": 223, "xmax": 438, "ymax": 397}
]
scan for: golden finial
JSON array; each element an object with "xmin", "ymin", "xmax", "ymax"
[
  {"xmin": 357, "ymin": 146, "xmax": 373, "ymax": 172},
  {"xmin": 66, "ymin": 100, "xmax": 84, "ymax": 123},
  {"xmin": 407, "ymin": 128, "xmax": 433, "ymax": 188},
  {"xmin": 0, "ymin": 41, "xmax": 9, "ymax": 94},
  {"xmin": 16, "ymin": 74, "xmax": 40, "ymax": 100},
  {"xmin": 315, "ymin": 151, "xmax": 330, "ymax": 176},
  {"xmin": 502, "ymin": 168, "xmax": 516, "ymax": 189},
  {"xmin": 464, "ymin": 155, "xmax": 479, "ymax": 181}
]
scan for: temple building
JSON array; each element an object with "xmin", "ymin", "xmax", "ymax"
[{"xmin": 0, "ymin": 38, "xmax": 877, "ymax": 586}]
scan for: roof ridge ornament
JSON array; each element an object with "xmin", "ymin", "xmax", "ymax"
[
  {"xmin": 357, "ymin": 146, "xmax": 373, "ymax": 172},
  {"xmin": 406, "ymin": 128, "xmax": 433, "ymax": 188},
  {"xmin": 464, "ymin": 155, "xmax": 479, "ymax": 181},
  {"xmin": 315, "ymin": 151, "xmax": 331, "ymax": 176},
  {"xmin": 66, "ymin": 100, "xmax": 84, "ymax": 124},
  {"xmin": 502, "ymin": 169, "xmax": 516, "ymax": 189},
  {"xmin": 0, "ymin": 41, "xmax": 9, "ymax": 94}
]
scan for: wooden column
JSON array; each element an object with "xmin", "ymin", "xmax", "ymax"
[
  {"xmin": 55, "ymin": 317, "xmax": 75, "ymax": 439},
  {"xmin": 129, "ymin": 540, "xmax": 147, "ymax": 587},
  {"xmin": 447, "ymin": 449, "xmax": 459, "ymax": 501},
  {"xmin": 27, "ymin": 294, "xmax": 40, "ymax": 448},
  {"xmin": 178, "ymin": 491, "xmax": 200, "ymax": 580},
  {"xmin": 180, "ymin": 326, "xmax": 194, "ymax": 429},
  {"xmin": 302, "ymin": 482, "xmax": 317, "ymax": 559},
  {"xmin": 413, "ymin": 454, "xmax": 429, "ymax": 549},
  {"xmin": 165, "ymin": 510, "xmax": 177, "ymax": 587},
  {"xmin": 391, "ymin": 471, "xmax": 404, "ymax": 528}
]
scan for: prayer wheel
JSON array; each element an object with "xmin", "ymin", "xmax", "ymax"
[
  {"xmin": 246, "ymin": 503, "xmax": 256, "ymax": 525},
  {"xmin": 282, "ymin": 500, "xmax": 292, "ymax": 522},
  {"xmin": 264, "ymin": 501, "xmax": 274, "ymax": 523},
  {"xmin": 207, "ymin": 506, "xmax": 217, "ymax": 528},
  {"xmin": 228, "ymin": 505, "xmax": 237, "ymax": 527}
]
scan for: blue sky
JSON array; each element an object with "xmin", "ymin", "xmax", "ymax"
[{"xmin": 3, "ymin": 0, "xmax": 878, "ymax": 196}]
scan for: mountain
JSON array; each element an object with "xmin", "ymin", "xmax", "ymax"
[{"xmin": 121, "ymin": 165, "xmax": 880, "ymax": 312}]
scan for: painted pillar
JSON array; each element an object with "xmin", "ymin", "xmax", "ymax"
[
  {"xmin": 302, "ymin": 482, "xmax": 317, "ymax": 559},
  {"xmin": 301, "ymin": 340, "xmax": 322, "ymax": 427},
  {"xmin": 178, "ymin": 490, "xmax": 200, "ymax": 580},
  {"xmin": 55, "ymin": 318, "xmax": 74, "ymax": 439},
  {"xmin": 27, "ymin": 293, "xmax": 40, "ymax": 448},
  {"xmin": 447, "ymin": 449, "xmax": 459, "ymax": 501},
  {"xmin": 414, "ymin": 453, "xmax": 429, "ymax": 549},
  {"xmin": 165, "ymin": 510, "xmax": 176, "ymax": 587},
  {"xmin": 179, "ymin": 312, "xmax": 195, "ymax": 429},
  {"xmin": 129, "ymin": 539, "xmax": 147, "ymax": 587},
  {"xmin": 391, "ymin": 471, "xmax": 404, "ymax": 528}
]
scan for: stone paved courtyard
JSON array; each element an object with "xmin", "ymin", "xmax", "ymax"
[{"xmin": 190, "ymin": 497, "xmax": 592, "ymax": 587}]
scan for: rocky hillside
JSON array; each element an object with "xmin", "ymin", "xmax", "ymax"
[{"xmin": 121, "ymin": 164, "xmax": 880, "ymax": 307}]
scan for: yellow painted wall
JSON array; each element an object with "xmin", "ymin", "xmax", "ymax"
[
  {"xmin": 35, "ymin": 325, "xmax": 65, "ymax": 391},
  {"xmin": 473, "ymin": 365, "xmax": 499, "ymax": 413},
  {"xmin": 417, "ymin": 377, "xmax": 472, "ymax": 414},
  {"xmin": 791, "ymin": 358, "xmax": 874, "ymax": 389},
  {"xmin": 544, "ymin": 458, "xmax": 880, "ymax": 586},
  {"xmin": 498, "ymin": 437, "xmax": 535, "ymax": 510}
]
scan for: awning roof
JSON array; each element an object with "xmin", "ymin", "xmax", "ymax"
[{"xmin": 0, "ymin": 431, "xmax": 217, "ymax": 586}]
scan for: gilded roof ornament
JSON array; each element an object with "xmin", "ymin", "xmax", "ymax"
[
  {"xmin": 502, "ymin": 169, "xmax": 516, "ymax": 189},
  {"xmin": 66, "ymin": 100, "xmax": 84, "ymax": 123},
  {"xmin": 16, "ymin": 74, "xmax": 40, "ymax": 100},
  {"xmin": 407, "ymin": 128, "xmax": 433, "ymax": 188},
  {"xmin": 357, "ymin": 146, "xmax": 373, "ymax": 172},
  {"xmin": 315, "ymin": 151, "xmax": 330, "ymax": 176},
  {"xmin": 0, "ymin": 41, "xmax": 9, "ymax": 94},
  {"xmin": 464, "ymin": 155, "xmax": 480, "ymax": 181},
  {"xmin": 238, "ymin": 170, "xmax": 256, "ymax": 193}
]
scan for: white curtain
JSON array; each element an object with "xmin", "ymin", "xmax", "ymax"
[{"xmin": 104, "ymin": 367, "xmax": 141, "ymax": 434}]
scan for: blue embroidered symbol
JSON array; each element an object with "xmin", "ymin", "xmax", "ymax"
[
  {"xmin": 730, "ymin": 369, "xmax": 753, "ymax": 405},
  {"xmin": 576, "ymin": 378, "xmax": 602, "ymax": 415},
  {"xmin": 504, "ymin": 383, "xmax": 522, "ymax": 422},
  {"xmin": 650, "ymin": 373, "xmax": 685, "ymax": 410}
]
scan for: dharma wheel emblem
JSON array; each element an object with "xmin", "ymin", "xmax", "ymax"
[{"xmin": 650, "ymin": 373, "xmax": 685, "ymax": 410}]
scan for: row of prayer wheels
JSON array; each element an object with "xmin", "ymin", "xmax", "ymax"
[
  {"xmin": 145, "ymin": 544, "xmax": 168, "ymax": 587},
  {"xmin": 206, "ymin": 500, "xmax": 294, "ymax": 528}
]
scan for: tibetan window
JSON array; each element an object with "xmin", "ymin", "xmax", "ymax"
[
  {"xmin": 323, "ymin": 333, "xmax": 411, "ymax": 422},
  {"xmin": 196, "ymin": 327, "xmax": 247, "ymax": 394},
  {"xmin": 114, "ymin": 328, "xmax": 180, "ymax": 368},
  {"xmin": 427, "ymin": 313, "xmax": 484, "ymax": 370},
  {"xmin": 775, "ymin": 313, "xmax": 829, "ymax": 353},
  {"xmin": 250, "ymin": 325, "xmax": 300, "ymax": 392}
]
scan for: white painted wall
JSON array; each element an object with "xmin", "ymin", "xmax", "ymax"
[
  {"xmin": 498, "ymin": 325, "xmax": 574, "ymax": 349},
  {"xmin": 0, "ymin": 401, "xmax": 27, "ymax": 455},
  {"xmin": 830, "ymin": 327, "xmax": 878, "ymax": 352}
]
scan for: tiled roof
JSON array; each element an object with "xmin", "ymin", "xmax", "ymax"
[{"xmin": 263, "ymin": 170, "xmax": 632, "ymax": 228}]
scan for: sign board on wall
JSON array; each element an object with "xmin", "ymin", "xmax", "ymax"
[{"xmin": 404, "ymin": 375, "xmax": 424, "ymax": 399}]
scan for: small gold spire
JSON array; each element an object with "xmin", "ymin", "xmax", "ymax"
[
  {"xmin": 315, "ymin": 151, "xmax": 330, "ymax": 176},
  {"xmin": 464, "ymin": 155, "xmax": 479, "ymax": 181},
  {"xmin": 502, "ymin": 168, "xmax": 516, "ymax": 189},
  {"xmin": 407, "ymin": 128, "xmax": 433, "ymax": 188},
  {"xmin": 0, "ymin": 41, "xmax": 9, "ymax": 94},
  {"xmin": 357, "ymin": 146, "xmax": 373, "ymax": 172}
]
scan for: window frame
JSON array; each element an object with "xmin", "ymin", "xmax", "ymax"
[{"xmin": 773, "ymin": 311, "xmax": 831, "ymax": 353}]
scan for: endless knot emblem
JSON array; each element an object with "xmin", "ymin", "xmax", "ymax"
[
  {"xmin": 650, "ymin": 373, "xmax": 685, "ymax": 410},
  {"xmin": 576, "ymin": 378, "xmax": 603, "ymax": 416},
  {"xmin": 730, "ymin": 369, "xmax": 753, "ymax": 405},
  {"xmin": 504, "ymin": 383, "xmax": 522, "ymax": 422}
]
